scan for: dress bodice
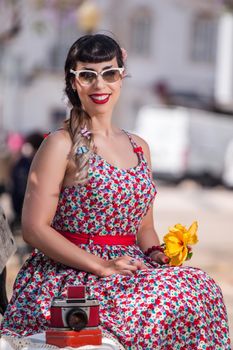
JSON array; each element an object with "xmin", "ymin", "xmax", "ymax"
[
  {"xmin": 52, "ymin": 132, "xmax": 156, "ymax": 236},
  {"xmin": 1, "ymin": 139, "xmax": 230, "ymax": 349}
]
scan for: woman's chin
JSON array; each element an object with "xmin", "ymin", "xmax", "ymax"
[{"xmin": 86, "ymin": 105, "xmax": 115, "ymax": 118}]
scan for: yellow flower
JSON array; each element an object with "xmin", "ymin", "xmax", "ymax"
[{"xmin": 163, "ymin": 221, "xmax": 198, "ymax": 266}]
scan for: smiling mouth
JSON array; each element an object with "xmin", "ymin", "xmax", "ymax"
[{"xmin": 89, "ymin": 94, "xmax": 110, "ymax": 104}]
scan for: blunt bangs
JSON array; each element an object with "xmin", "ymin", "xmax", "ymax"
[
  {"xmin": 78, "ymin": 43, "xmax": 118, "ymax": 65},
  {"xmin": 71, "ymin": 34, "xmax": 123, "ymax": 68}
]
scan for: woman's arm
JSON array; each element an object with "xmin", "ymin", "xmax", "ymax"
[
  {"xmin": 137, "ymin": 206, "xmax": 160, "ymax": 252},
  {"xmin": 132, "ymin": 134, "xmax": 168, "ymax": 264},
  {"xmin": 137, "ymin": 207, "xmax": 168, "ymax": 264},
  {"xmin": 22, "ymin": 130, "xmax": 146, "ymax": 277},
  {"xmin": 22, "ymin": 130, "xmax": 105, "ymax": 275}
]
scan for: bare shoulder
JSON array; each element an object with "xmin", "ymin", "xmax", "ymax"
[
  {"xmin": 129, "ymin": 132, "xmax": 154, "ymax": 174},
  {"xmin": 42, "ymin": 129, "xmax": 72, "ymax": 153},
  {"xmin": 129, "ymin": 133, "xmax": 150, "ymax": 159},
  {"xmin": 29, "ymin": 128, "xmax": 73, "ymax": 191},
  {"xmin": 36, "ymin": 129, "xmax": 73, "ymax": 166}
]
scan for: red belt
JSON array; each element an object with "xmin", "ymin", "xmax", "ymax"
[{"xmin": 58, "ymin": 231, "xmax": 136, "ymax": 246}]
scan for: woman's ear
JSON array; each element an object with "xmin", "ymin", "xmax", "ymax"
[
  {"xmin": 70, "ymin": 77, "xmax": 76, "ymax": 91},
  {"xmin": 71, "ymin": 81, "xmax": 76, "ymax": 91}
]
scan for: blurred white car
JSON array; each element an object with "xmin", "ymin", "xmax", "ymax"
[
  {"xmin": 133, "ymin": 106, "xmax": 189, "ymax": 183},
  {"xmin": 133, "ymin": 105, "xmax": 233, "ymax": 185},
  {"xmin": 222, "ymin": 139, "xmax": 233, "ymax": 188}
]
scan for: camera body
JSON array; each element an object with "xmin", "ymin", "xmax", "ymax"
[{"xmin": 50, "ymin": 285, "xmax": 100, "ymax": 331}]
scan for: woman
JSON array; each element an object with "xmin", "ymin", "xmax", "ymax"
[{"xmin": 0, "ymin": 34, "xmax": 230, "ymax": 349}]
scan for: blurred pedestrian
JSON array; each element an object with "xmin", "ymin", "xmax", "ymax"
[
  {"xmin": 10, "ymin": 132, "xmax": 43, "ymax": 231},
  {"xmin": 0, "ymin": 205, "xmax": 16, "ymax": 316},
  {"xmin": 0, "ymin": 130, "xmax": 12, "ymax": 196}
]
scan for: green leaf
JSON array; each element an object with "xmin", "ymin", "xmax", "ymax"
[{"xmin": 186, "ymin": 252, "xmax": 193, "ymax": 261}]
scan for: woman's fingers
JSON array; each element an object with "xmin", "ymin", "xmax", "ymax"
[
  {"xmin": 133, "ymin": 260, "xmax": 149, "ymax": 270},
  {"xmin": 121, "ymin": 269, "xmax": 134, "ymax": 277},
  {"xmin": 121, "ymin": 258, "xmax": 138, "ymax": 272},
  {"xmin": 123, "ymin": 256, "xmax": 149, "ymax": 271},
  {"xmin": 103, "ymin": 256, "xmax": 150, "ymax": 277},
  {"xmin": 139, "ymin": 262, "xmax": 149, "ymax": 270},
  {"xmin": 153, "ymin": 252, "xmax": 169, "ymax": 264}
]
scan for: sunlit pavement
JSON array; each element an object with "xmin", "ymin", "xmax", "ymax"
[
  {"xmin": 1, "ymin": 182, "xmax": 233, "ymax": 343},
  {"xmin": 155, "ymin": 180, "xmax": 233, "ymax": 342}
]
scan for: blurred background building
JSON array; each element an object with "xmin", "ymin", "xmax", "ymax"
[
  {"xmin": 2, "ymin": 0, "xmax": 233, "ymax": 187},
  {"xmin": 0, "ymin": 1, "xmax": 233, "ymax": 186},
  {"xmin": 0, "ymin": 0, "xmax": 233, "ymax": 134}
]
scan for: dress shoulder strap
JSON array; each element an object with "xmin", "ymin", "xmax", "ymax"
[
  {"xmin": 123, "ymin": 130, "xmax": 138, "ymax": 148},
  {"xmin": 123, "ymin": 130, "xmax": 144, "ymax": 154},
  {"xmin": 43, "ymin": 128, "xmax": 64, "ymax": 139}
]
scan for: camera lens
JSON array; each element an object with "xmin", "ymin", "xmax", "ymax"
[{"xmin": 66, "ymin": 308, "xmax": 88, "ymax": 331}]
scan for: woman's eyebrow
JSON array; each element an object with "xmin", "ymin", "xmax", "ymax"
[
  {"xmin": 102, "ymin": 65, "xmax": 113, "ymax": 70},
  {"xmin": 81, "ymin": 65, "xmax": 113, "ymax": 71}
]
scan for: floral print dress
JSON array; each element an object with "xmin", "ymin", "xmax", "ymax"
[{"xmin": 0, "ymin": 131, "xmax": 231, "ymax": 349}]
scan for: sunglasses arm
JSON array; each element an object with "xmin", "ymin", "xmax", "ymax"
[{"xmin": 70, "ymin": 69, "xmax": 78, "ymax": 76}]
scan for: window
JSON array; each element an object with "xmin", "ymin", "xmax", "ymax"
[
  {"xmin": 130, "ymin": 7, "xmax": 153, "ymax": 56},
  {"xmin": 191, "ymin": 13, "xmax": 217, "ymax": 64}
]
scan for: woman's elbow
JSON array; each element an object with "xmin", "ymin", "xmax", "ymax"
[
  {"xmin": 21, "ymin": 224, "xmax": 33, "ymax": 245},
  {"xmin": 21, "ymin": 219, "xmax": 40, "ymax": 245}
]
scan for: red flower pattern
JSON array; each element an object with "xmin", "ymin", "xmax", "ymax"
[{"xmin": 0, "ymin": 132, "xmax": 230, "ymax": 349}]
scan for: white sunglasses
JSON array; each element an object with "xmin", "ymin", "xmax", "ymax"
[{"xmin": 70, "ymin": 67, "xmax": 125, "ymax": 86}]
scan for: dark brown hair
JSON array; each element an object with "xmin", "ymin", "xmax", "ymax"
[{"xmin": 64, "ymin": 34, "xmax": 124, "ymax": 184}]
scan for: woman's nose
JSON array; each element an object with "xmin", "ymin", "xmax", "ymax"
[{"xmin": 94, "ymin": 75, "xmax": 106, "ymax": 88}]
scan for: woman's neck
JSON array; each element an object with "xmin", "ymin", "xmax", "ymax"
[{"xmin": 91, "ymin": 117, "xmax": 118, "ymax": 137}]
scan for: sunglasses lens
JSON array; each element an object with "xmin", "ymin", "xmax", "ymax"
[
  {"xmin": 102, "ymin": 69, "xmax": 121, "ymax": 83},
  {"xmin": 76, "ymin": 69, "xmax": 123, "ymax": 85},
  {"xmin": 78, "ymin": 71, "xmax": 96, "ymax": 85}
]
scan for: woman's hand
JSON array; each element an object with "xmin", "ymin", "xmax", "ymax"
[
  {"xmin": 149, "ymin": 251, "xmax": 170, "ymax": 265},
  {"xmin": 99, "ymin": 255, "xmax": 149, "ymax": 277}
]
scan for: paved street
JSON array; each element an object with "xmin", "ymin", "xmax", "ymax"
[{"xmin": 1, "ymin": 182, "xmax": 233, "ymax": 344}]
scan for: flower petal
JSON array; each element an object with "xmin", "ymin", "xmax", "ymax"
[
  {"xmin": 169, "ymin": 246, "xmax": 188, "ymax": 266},
  {"xmin": 187, "ymin": 221, "xmax": 198, "ymax": 245},
  {"xmin": 164, "ymin": 243, "xmax": 183, "ymax": 257},
  {"xmin": 164, "ymin": 229, "xmax": 184, "ymax": 243},
  {"xmin": 179, "ymin": 245, "xmax": 188, "ymax": 262},
  {"xmin": 163, "ymin": 234, "xmax": 181, "ymax": 244},
  {"xmin": 163, "ymin": 234, "xmax": 183, "ymax": 257}
]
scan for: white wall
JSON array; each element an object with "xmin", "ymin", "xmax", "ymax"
[
  {"xmin": 0, "ymin": 0, "xmax": 223, "ymax": 133},
  {"xmin": 108, "ymin": 0, "xmax": 219, "ymax": 129},
  {"xmin": 21, "ymin": 74, "xmax": 65, "ymax": 133}
]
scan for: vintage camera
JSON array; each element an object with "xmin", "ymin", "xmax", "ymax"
[{"xmin": 50, "ymin": 285, "xmax": 100, "ymax": 331}]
